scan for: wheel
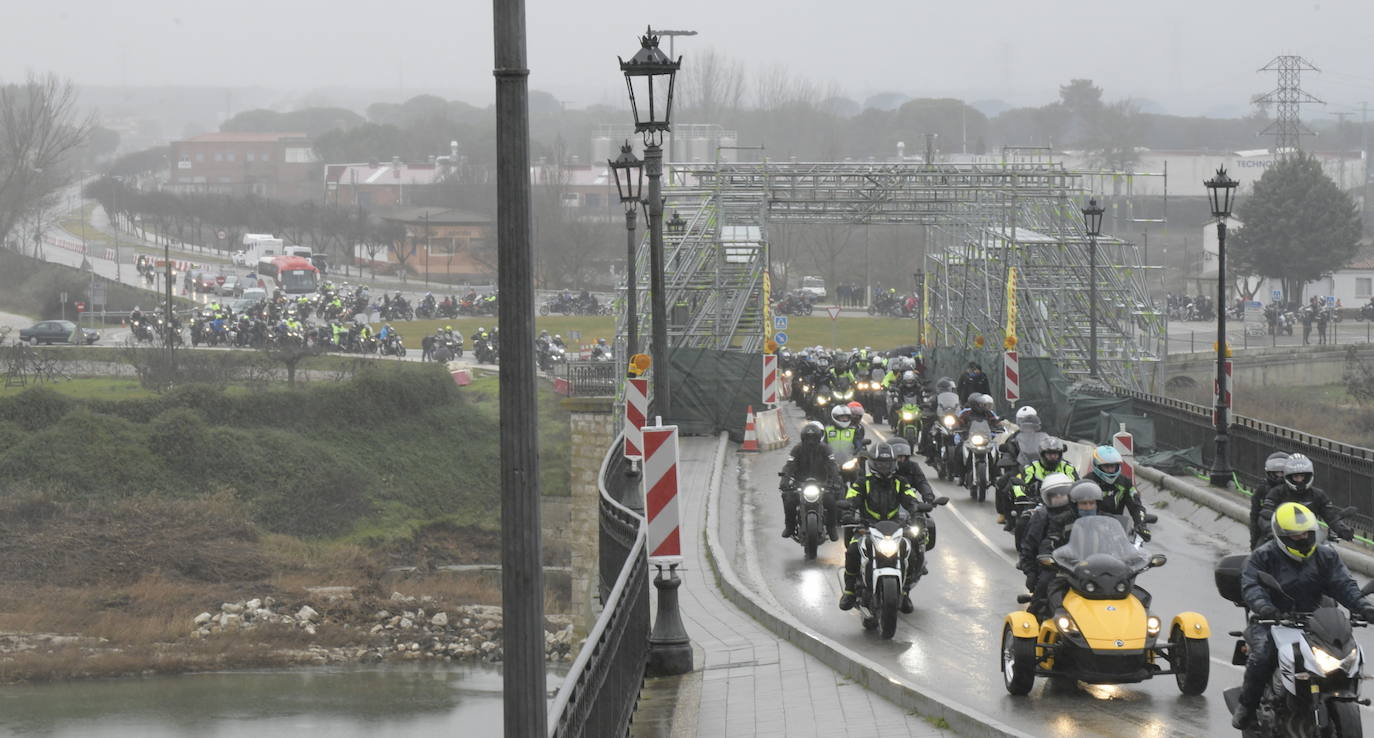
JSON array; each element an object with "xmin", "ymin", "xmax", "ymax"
[
  {"xmin": 976, "ymin": 465, "xmax": 988, "ymax": 502},
  {"xmin": 1002, "ymin": 625, "xmax": 1037, "ymax": 695},
  {"xmin": 398, "ymin": 346, "xmax": 407, "ymax": 357},
  {"xmin": 878, "ymin": 578, "xmax": 899, "ymax": 639},
  {"xmin": 803, "ymin": 513, "xmax": 820, "ymax": 560},
  {"xmin": 1170, "ymin": 625, "xmax": 1210, "ymax": 695},
  {"xmin": 1327, "ymin": 699, "xmax": 1361, "ymax": 737}
]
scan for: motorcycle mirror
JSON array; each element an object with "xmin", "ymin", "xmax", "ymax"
[
  {"xmin": 1016, "ymin": 594, "xmax": 1033, "ymax": 604},
  {"xmin": 1256, "ymin": 570, "xmax": 1287, "ymax": 595},
  {"xmin": 862, "ymin": 438, "xmax": 873, "ymax": 447},
  {"xmin": 1148, "ymin": 554, "xmax": 1167, "ymax": 568},
  {"xmin": 934, "ymin": 496, "xmax": 949, "ymax": 506},
  {"xmin": 1142, "ymin": 513, "xmax": 1159, "ymax": 525}
]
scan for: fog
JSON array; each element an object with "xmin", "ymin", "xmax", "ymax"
[{"xmin": 6, "ymin": 0, "xmax": 1374, "ymax": 115}]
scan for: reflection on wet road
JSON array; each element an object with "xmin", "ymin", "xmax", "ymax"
[{"xmin": 720, "ymin": 406, "xmax": 1374, "ymax": 737}]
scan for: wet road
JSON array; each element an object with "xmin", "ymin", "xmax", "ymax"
[{"xmin": 718, "ymin": 404, "xmax": 1374, "ymax": 737}]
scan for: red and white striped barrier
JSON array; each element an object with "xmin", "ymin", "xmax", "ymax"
[
  {"xmin": 643, "ymin": 422, "xmax": 683, "ymax": 564},
  {"xmin": 1004, "ymin": 350, "xmax": 1019, "ymax": 403},
  {"xmin": 742, "ymin": 406, "xmax": 759, "ymax": 452},
  {"xmin": 624, "ymin": 377, "xmax": 648, "ymax": 461},
  {"xmin": 1112, "ymin": 423, "xmax": 1135, "ymax": 482},
  {"xmin": 762, "ymin": 354, "xmax": 778, "ymax": 406}
]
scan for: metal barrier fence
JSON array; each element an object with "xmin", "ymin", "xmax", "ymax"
[
  {"xmin": 1116, "ymin": 388, "xmax": 1374, "ymax": 536},
  {"xmin": 548, "ymin": 434, "xmax": 649, "ymax": 738},
  {"xmin": 555, "ymin": 361, "xmax": 619, "ymax": 398}
]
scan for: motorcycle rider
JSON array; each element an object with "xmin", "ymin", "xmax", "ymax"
[
  {"xmin": 953, "ymin": 392, "xmax": 1003, "ymax": 481},
  {"xmin": 1039, "ymin": 480, "xmax": 1105, "ymax": 615},
  {"xmin": 1250, "ymin": 451, "xmax": 1290, "ymax": 549},
  {"xmin": 1087, "ymin": 446, "xmax": 1151, "ymax": 541},
  {"xmin": 779, "ymin": 421, "xmax": 842, "ymax": 541},
  {"xmin": 1017, "ymin": 472, "xmax": 1075, "ymax": 618},
  {"xmin": 838, "ymin": 442, "xmax": 923, "ymax": 614},
  {"xmin": 1010, "ymin": 436, "xmax": 1078, "ymax": 531},
  {"xmin": 995, "ymin": 406, "xmax": 1046, "ymax": 525},
  {"xmin": 591, "ymin": 337, "xmax": 610, "ymax": 361},
  {"xmin": 1259, "ymin": 454, "xmax": 1354, "ymax": 541},
  {"xmin": 890, "ymin": 440, "xmax": 937, "ymax": 548},
  {"xmin": 920, "ymin": 376, "xmax": 958, "ymax": 464},
  {"xmin": 825, "ymin": 404, "xmax": 864, "ymax": 459},
  {"xmin": 1231, "ymin": 502, "xmax": 1374, "ymax": 729},
  {"xmin": 957, "ymin": 362, "xmax": 991, "ymax": 404}
]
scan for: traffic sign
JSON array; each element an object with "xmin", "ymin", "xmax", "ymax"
[
  {"xmin": 826, "ymin": 306, "xmax": 841, "ymax": 320},
  {"xmin": 773, "ymin": 315, "xmax": 789, "ymax": 331},
  {"xmin": 774, "ymin": 331, "xmax": 789, "ymax": 346},
  {"xmin": 1326, "ymin": 295, "xmax": 1337, "ymax": 307},
  {"xmin": 1271, "ymin": 289, "xmax": 1283, "ymax": 302}
]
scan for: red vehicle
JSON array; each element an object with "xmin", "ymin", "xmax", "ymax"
[{"xmin": 256, "ymin": 256, "xmax": 320, "ymax": 296}]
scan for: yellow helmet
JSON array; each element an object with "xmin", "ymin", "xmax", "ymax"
[{"xmin": 1271, "ymin": 502, "xmax": 1320, "ymax": 560}]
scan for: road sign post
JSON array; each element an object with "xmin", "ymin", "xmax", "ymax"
[{"xmin": 827, "ymin": 305, "xmax": 840, "ymax": 347}]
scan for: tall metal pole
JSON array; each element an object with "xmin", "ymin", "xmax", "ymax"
[
  {"xmin": 492, "ymin": 0, "xmax": 546, "ymax": 734},
  {"xmin": 1210, "ymin": 220, "xmax": 1232, "ymax": 487},
  {"xmin": 625, "ymin": 208, "xmax": 638, "ymax": 356},
  {"xmin": 645, "ymin": 143, "xmax": 671, "ymax": 415},
  {"xmin": 164, "ymin": 238, "xmax": 173, "ymax": 349},
  {"xmin": 1088, "ymin": 234, "xmax": 1098, "ymax": 378}
]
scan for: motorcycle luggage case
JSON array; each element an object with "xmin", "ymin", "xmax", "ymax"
[{"xmin": 1214, "ymin": 553, "xmax": 1247, "ymax": 606}]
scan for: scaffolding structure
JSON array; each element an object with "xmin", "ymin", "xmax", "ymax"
[{"xmin": 614, "ymin": 148, "xmax": 1166, "ymax": 388}]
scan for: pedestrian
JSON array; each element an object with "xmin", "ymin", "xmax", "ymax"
[{"xmin": 1301, "ymin": 298, "xmax": 1317, "ymax": 345}]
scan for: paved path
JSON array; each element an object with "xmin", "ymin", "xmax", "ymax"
[{"xmin": 633, "ymin": 436, "xmax": 950, "ymax": 738}]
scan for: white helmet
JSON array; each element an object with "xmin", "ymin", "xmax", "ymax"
[
  {"xmin": 1015, "ymin": 406, "xmax": 1038, "ymax": 423},
  {"xmin": 830, "ymin": 404, "xmax": 851, "ymax": 428},
  {"xmin": 1041, "ymin": 472, "xmax": 1075, "ymax": 507}
]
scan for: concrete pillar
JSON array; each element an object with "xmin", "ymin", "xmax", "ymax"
[{"xmin": 563, "ymin": 396, "xmax": 617, "ymax": 634}]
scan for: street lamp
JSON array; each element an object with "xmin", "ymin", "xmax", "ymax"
[
  {"xmin": 666, "ymin": 210, "xmax": 686, "ymax": 236},
  {"xmin": 1081, "ymin": 198, "xmax": 1105, "ymax": 378},
  {"xmin": 621, "ymin": 26, "xmax": 679, "ymax": 419},
  {"xmin": 1204, "ymin": 166, "xmax": 1239, "ymax": 488},
  {"xmin": 609, "ymin": 141, "xmax": 644, "ymax": 356},
  {"xmin": 620, "ymin": 25, "xmax": 691, "ymax": 679}
]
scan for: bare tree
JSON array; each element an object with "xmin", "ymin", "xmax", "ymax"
[
  {"xmin": 0, "ymin": 74, "xmax": 89, "ymax": 252},
  {"xmin": 678, "ymin": 48, "xmax": 747, "ymax": 124}
]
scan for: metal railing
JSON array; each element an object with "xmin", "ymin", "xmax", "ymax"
[
  {"xmin": 556, "ymin": 360, "xmax": 618, "ymax": 398},
  {"xmin": 548, "ymin": 434, "xmax": 649, "ymax": 738},
  {"xmin": 1116, "ymin": 388, "xmax": 1374, "ymax": 536}
]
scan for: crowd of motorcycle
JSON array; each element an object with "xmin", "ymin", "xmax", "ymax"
[
  {"xmin": 772, "ymin": 344, "xmax": 1374, "ymax": 735},
  {"xmin": 771, "ymin": 289, "xmax": 920, "ymax": 318}
]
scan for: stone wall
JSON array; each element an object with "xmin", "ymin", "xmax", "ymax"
[
  {"xmin": 563, "ymin": 396, "xmax": 617, "ymax": 634},
  {"xmin": 1151, "ymin": 343, "xmax": 1374, "ymax": 393}
]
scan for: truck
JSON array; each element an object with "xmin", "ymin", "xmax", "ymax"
[{"xmin": 233, "ymin": 234, "xmax": 283, "ymax": 267}]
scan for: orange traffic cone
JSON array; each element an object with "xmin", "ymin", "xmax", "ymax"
[{"xmin": 742, "ymin": 405, "xmax": 759, "ymax": 452}]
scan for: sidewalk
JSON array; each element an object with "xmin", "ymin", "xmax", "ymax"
[{"xmin": 632, "ymin": 436, "xmax": 951, "ymax": 738}]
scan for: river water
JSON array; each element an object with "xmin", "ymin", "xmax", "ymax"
[{"xmin": 0, "ymin": 663, "xmax": 566, "ymax": 737}]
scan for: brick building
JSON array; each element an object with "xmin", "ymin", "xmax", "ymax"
[{"xmin": 167, "ymin": 132, "xmax": 319, "ymax": 202}]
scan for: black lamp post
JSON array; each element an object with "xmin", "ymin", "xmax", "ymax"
[
  {"xmin": 1081, "ymin": 198, "xmax": 1105, "ymax": 378},
  {"xmin": 620, "ymin": 25, "xmax": 692, "ymax": 679},
  {"xmin": 1204, "ymin": 166, "xmax": 1239, "ymax": 487},
  {"xmin": 666, "ymin": 210, "xmax": 686, "ymax": 236},
  {"xmin": 621, "ymin": 26, "xmax": 679, "ymax": 420},
  {"xmin": 609, "ymin": 141, "xmax": 644, "ymax": 357}
]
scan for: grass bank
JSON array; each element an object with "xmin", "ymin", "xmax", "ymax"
[
  {"xmin": 1176, "ymin": 381, "xmax": 1374, "ymax": 448},
  {"xmin": 0, "ymin": 248, "xmax": 190, "ymax": 322}
]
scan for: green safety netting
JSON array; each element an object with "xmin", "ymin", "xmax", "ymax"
[
  {"xmin": 1093, "ymin": 412, "xmax": 1157, "ymax": 454},
  {"xmin": 665, "ymin": 348, "xmax": 764, "ymax": 438},
  {"xmin": 1136, "ymin": 446, "xmax": 1205, "ymax": 476}
]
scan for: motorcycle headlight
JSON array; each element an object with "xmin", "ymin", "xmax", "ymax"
[
  {"xmin": 784, "ymin": 370, "xmax": 793, "ymax": 378},
  {"xmin": 1310, "ymin": 645, "xmax": 1358, "ymax": 675},
  {"xmin": 901, "ymin": 411, "xmax": 916, "ymax": 421},
  {"xmin": 842, "ymin": 391, "xmax": 854, "ymax": 400},
  {"xmin": 908, "ymin": 523, "xmax": 923, "ymax": 538},
  {"xmin": 818, "ymin": 396, "xmax": 829, "ymax": 405},
  {"xmin": 801, "ymin": 384, "xmax": 809, "ymax": 392},
  {"xmin": 943, "ymin": 415, "xmax": 955, "ymax": 428},
  {"xmin": 801, "ymin": 484, "xmax": 822, "ymax": 503},
  {"xmin": 1146, "ymin": 615, "xmax": 1161, "ymax": 636},
  {"xmin": 971, "ymin": 434, "xmax": 988, "ymax": 447},
  {"xmin": 1056, "ymin": 615, "xmax": 1079, "ymax": 634},
  {"xmin": 875, "ymin": 537, "xmax": 900, "ymax": 558},
  {"xmin": 842, "ymin": 458, "xmax": 858, "ymax": 471}
]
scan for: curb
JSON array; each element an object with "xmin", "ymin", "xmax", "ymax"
[
  {"xmin": 1133, "ymin": 464, "xmax": 1374, "ymax": 577},
  {"xmin": 700, "ymin": 432, "xmax": 1032, "ymax": 738}
]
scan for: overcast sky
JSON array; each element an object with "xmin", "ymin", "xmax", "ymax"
[{"xmin": 6, "ymin": 0, "xmax": 1374, "ymax": 116}]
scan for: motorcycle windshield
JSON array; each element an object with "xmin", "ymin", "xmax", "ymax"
[
  {"xmin": 1052, "ymin": 515, "xmax": 1145, "ymax": 570},
  {"xmin": 937, "ymin": 392, "xmax": 960, "ymax": 415},
  {"xmin": 968, "ymin": 420, "xmax": 992, "ymax": 438}
]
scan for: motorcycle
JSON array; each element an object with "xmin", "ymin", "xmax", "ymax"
[
  {"xmin": 891, "ymin": 396, "xmax": 922, "ymax": 445},
  {"xmin": 1002, "ymin": 514, "xmax": 1209, "ymax": 696},
  {"xmin": 381, "ymin": 333, "xmax": 406, "ymax": 357},
  {"xmin": 475, "ymin": 336, "xmax": 498, "ymax": 364},
  {"xmin": 1215, "ymin": 552, "xmax": 1373, "ymax": 737},
  {"xmin": 783, "ymin": 476, "xmax": 831, "ymax": 560},
  {"xmin": 961, "ymin": 419, "xmax": 997, "ymax": 502},
  {"xmin": 1361, "ymin": 303, "xmax": 1374, "ymax": 322},
  {"xmin": 840, "ymin": 497, "xmax": 948, "ymax": 639},
  {"xmin": 930, "ymin": 391, "xmax": 961, "ymax": 482}
]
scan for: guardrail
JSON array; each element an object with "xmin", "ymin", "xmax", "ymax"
[
  {"xmin": 548, "ymin": 434, "xmax": 649, "ymax": 738},
  {"xmin": 1116, "ymin": 388, "xmax": 1374, "ymax": 536},
  {"xmin": 554, "ymin": 360, "xmax": 618, "ymax": 398}
]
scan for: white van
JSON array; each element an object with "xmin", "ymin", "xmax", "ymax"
[
  {"xmin": 234, "ymin": 233, "xmax": 283, "ymax": 266},
  {"xmin": 799, "ymin": 275, "xmax": 827, "ymax": 298}
]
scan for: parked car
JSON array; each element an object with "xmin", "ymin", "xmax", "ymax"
[
  {"xmin": 215, "ymin": 275, "xmax": 243, "ymax": 297},
  {"xmin": 19, "ymin": 320, "xmax": 100, "ymax": 345},
  {"xmin": 184, "ymin": 269, "xmax": 220, "ymax": 293}
]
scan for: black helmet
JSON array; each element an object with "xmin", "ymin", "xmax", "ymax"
[
  {"xmin": 800, "ymin": 422, "xmax": 824, "ymax": 445},
  {"xmin": 890, "ymin": 440, "xmax": 912, "ymax": 458},
  {"xmin": 870, "ymin": 443, "xmax": 897, "ymax": 478},
  {"xmin": 935, "ymin": 377, "xmax": 956, "ymax": 394},
  {"xmin": 1039, "ymin": 436, "xmax": 1067, "ymax": 462}
]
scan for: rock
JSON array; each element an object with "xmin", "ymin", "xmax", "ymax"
[
  {"xmin": 390, "ymin": 592, "xmax": 415, "ymax": 603},
  {"xmin": 402, "ymin": 611, "xmax": 415, "ymax": 620},
  {"xmin": 255, "ymin": 608, "xmax": 274, "ymax": 622},
  {"xmin": 193, "ymin": 612, "xmax": 213, "ymax": 627},
  {"xmin": 387, "ymin": 616, "xmax": 401, "ymax": 628},
  {"xmin": 416, "ymin": 608, "xmax": 425, "ymax": 619},
  {"xmin": 430, "ymin": 612, "xmax": 449, "ymax": 627},
  {"xmin": 370, "ymin": 624, "xmax": 384, "ymax": 634},
  {"xmin": 306, "ymin": 586, "xmax": 354, "ymax": 601},
  {"xmin": 399, "ymin": 618, "xmax": 414, "ymax": 630},
  {"xmin": 245, "ymin": 598, "xmax": 262, "ymax": 611},
  {"xmin": 375, "ymin": 610, "xmax": 391, "ymax": 621},
  {"xmin": 304, "ymin": 624, "xmax": 317, "ymax": 636},
  {"xmin": 296, "ymin": 606, "xmax": 320, "ymax": 623},
  {"xmin": 408, "ymin": 642, "xmax": 420, "ymax": 652},
  {"xmin": 221, "ymin": 602, "xmax": 245, "ymax": 614},
  {"xmin": 220, "ymin": 613, "xmax": 241, "ymax": 629},
  {"xmin": 263, "ymin": 596, "xmax": 276, "ymax": 608}
]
